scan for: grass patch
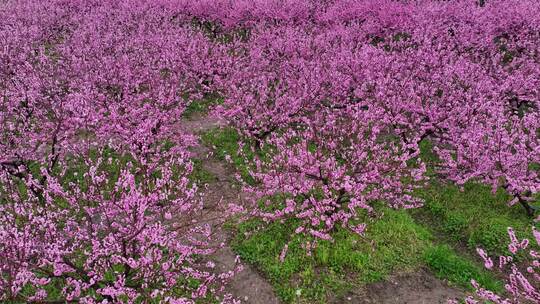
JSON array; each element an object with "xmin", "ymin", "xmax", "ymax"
[
  {"xmin": 183, "ymin": 94, "xmax": 223, "ymax": 118},
  {"xmin": 424, "ymin": 244, "xmax": 502, "ymax": 292},
  {"xmin": 415, "ymin": 180, "xmax": 535, "ymax": 257},
  {"xmin": 230, "ymin": 208, "xmax": 432, "ymax": 303},
  {"xmin": 201, "ymin": 127, "xmax": 243, "ymax": 162}
]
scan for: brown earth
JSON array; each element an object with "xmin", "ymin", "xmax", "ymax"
[{"xmin": 332, "ymin": 269, "xmax": 465, "ymax": 304}]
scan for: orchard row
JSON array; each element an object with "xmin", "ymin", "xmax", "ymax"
[{"xmin": 0, "ymin": 1, "xmax": 538, "ymax": 303}]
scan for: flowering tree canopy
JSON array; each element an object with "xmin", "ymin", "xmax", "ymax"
[{"xmin": 1, "ymin": 0, "xmax": 539, "ymax": 302}]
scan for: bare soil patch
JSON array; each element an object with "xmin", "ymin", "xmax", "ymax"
[{"xmin": 332, "ymin": 269, "xmax": 464, "ymax": 304}]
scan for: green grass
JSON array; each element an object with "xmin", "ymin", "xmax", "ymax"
[
  {"xmin": 201, "ymin": 127, "xmax": 243, "ymax": 161},
  {"xmin": 183, "ymin": 94, "xmax": 223, "ymax": 118},
  {"xmin": 229, "ymin": 208, "xmax": 504, "ymax": 303},
  {"xmin": 424, "ymin": 244, "xmax": 502, "ymax": 292},
  {"xmin": 231, "ymin": 209, "xmax": 434, "ymax": 303},
  {"xmin": 415, "ymin": 139, "xmax": 537, "ymax": 256},
  {"xmin": 414, "ymin": 181, "xmax": 534, "ymax": 255}
]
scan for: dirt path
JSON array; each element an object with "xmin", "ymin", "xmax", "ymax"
[
  {"xmin": 183, "ymin": 112, "xmax": 281, "ymax": 304},
  {"xmin": 183, "ymin": 112, "xmax": 465, "ymax": 304},
  {"xmin": 333, "ymin": 269, "xmax": 465, "ymax": 304}
]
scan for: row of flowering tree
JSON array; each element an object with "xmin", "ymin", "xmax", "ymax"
[
  {"xmin": 0, "ymin": 1, "xmax": 238, "ymax": 302},
  {"xmin": 1, "ymin": 0, "xmax": 539, "ymax": 303}
]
